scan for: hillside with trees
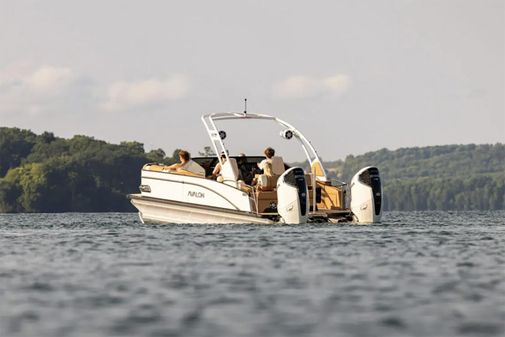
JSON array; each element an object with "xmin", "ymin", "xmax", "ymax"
[
  {"xmin": 0, "ymin": 127, "xmax": 503, "ymax": 212},
  {"xmin": 325, "ymin": 144, "xmax": 505, "ymax": 211},
  {"xmin": 0, "ymin": 127, "xmax": 178, "ymax": 212}
]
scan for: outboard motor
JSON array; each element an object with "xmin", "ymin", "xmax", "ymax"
[
  {"xmin": 350, "ymin": 166, "xmax": 382, "ymax": 223},
  {"xmin": 277, "ymin": 167, "xmax": 309, "ymax": 224}
]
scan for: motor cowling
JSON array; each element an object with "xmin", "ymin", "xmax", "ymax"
[
  {"xmin": 350, "ymin": 166, "xmax": 382, "ymax": 223},
  {"xmin": 276, "ymin": 167, "xmax": 309, "ymax": 224}
]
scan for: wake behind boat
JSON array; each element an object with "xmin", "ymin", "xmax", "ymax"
[{"xmin": 128, "ymin": 112, "xmax": 382, "ymax": 224}]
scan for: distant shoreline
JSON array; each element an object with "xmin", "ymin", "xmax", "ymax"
[{"xmin": 1, "ymin": 127, "xmax": 503, "ymax": 212}]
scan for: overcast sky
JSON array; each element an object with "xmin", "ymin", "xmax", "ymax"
[{"xmin": 1, "ymin": 0, "xmax": 504, "ymax": 161}]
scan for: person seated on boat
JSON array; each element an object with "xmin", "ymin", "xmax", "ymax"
[
  {"xmin": 237, "ymin": 153, "xmax": 254, "ymax": 185},
  {"xmin": 258, "ymin": 147, "xmax": 286, "ymax": 176},
  {"xmin": 252, "ymin": 160, "xmax": 277, "ymax": 190},
  {"xmin": 252, "ymin": 148, "xmax": 274, "ymax": 186},
  {"xmin": 210, "ymin": 152, "xmax": 227, "ymax": 180},
  {"xmin": 258, "ymin": 147, "xmax": 276, "ymax": 172},
  {"xmin": 253, "ymin": 147, "xmax": 286, "ymax": 189},
  {"xmin": 167, "ymin": 150, "xmax": 205, "ymax": 176}
]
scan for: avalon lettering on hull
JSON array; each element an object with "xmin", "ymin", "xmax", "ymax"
[{"xmin": 188, "ymin": 191, "xmax": 205, "ymax": 198}]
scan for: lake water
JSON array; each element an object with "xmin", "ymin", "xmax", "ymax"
[{"xmin": 0, "ymin": 211, "xmax": 504, "ymax": 337}]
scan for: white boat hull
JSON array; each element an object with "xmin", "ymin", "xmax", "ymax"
[{"xmin": 129, "ymin": 194, "xmax": 274, "ymax": 224}]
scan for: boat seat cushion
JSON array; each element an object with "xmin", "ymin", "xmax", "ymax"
[
  {"xmin": 143, "ymin": 163, "xmax": 205, "ymax": 177},
  {"xmin": 257, "ymin": 174, "xmax": 278, "ymax": 191},
  {"xmin": 220, "ymin": 158, "xmax": 240, "ymax": 185},
  {"xmin": 256, "ymin": 190, "xmax": 277, "ymax": 200},
  {"xmin": 311, "ymin": 160, "xmax": 325, "ymax": 178},
  {"xmin": 256, "ymin": 161, "xmax": 278, "ymax": 191},
  {"xmin": 255, "ymin": 190, "xmax": 278, "ymax": 213},
  {"xmin": 175, "ymin": 169, "xmax": 205, "ymax": 177},
  {"xmin": 271, "ymin": 156, "xmax": 285, "ymax": 175}
]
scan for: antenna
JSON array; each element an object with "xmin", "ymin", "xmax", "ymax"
[{"xmin": 244, "ymin": 98, "xmax": 247, "ymax": 114}]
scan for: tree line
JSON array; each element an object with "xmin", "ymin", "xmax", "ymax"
[
  {"xmin": 0, "ymin": 127, "xmax": 503, "ymax": 212},
  {"xmin": 325, "ymin": 144, "xmax": 505, "ymax": 211},
  {"xmin": 0, "ymin": 127, "xmax": 179, "ymax": 212}
]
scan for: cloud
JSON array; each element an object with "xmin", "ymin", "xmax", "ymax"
[
  {"xmin": 273, "ymin": 74, "xmax": 351, "ymax": 99},
  {"xmin": 0, "ymin": 65, "xmax": 191, "ymax": 118},
  {"xmin": 0, "ymin": 65, "xmax": 82, "ymax": 116},
  {"xmin": 0, "ymin": 65, "xmax": 76, "ymax": 95},
  {"xmin": 25, "ymin": 66, "xmax": 76, "ymax": 94},
  {"xmin": 102, "ymin": 75, "xmax": 190, "ymax": 111}
]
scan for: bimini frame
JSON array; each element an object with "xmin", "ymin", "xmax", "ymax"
[{"xmin": 201, "ymin": 112, "xmax": 329, "ymax": 182}]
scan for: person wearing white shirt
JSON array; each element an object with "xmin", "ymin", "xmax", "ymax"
[
  {"xmin": 258, "ymin": 147, "xmax": 275, "ymax": 171},
  {"xmin": 167, "ymin": 150, "xmax": 205, "ymax": 176}
]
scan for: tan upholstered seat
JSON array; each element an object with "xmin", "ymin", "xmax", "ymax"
[
  {"xmin": 256, "ymin": 174, "xmax": 278, "ymax": 191},
  {"xmin": 255, "ymin": 190, "xmax": 278, "ymax": 213},
  {"xmin": 256, "ymin": 161, "xmax": 278, "ymax": 191},
  {"xmin": 270, "ymin": 156, "xmax": 285, "ymax": 175},
  {"xmin": 142, "ymin": 163, "xmax": 205, "ymax": 177},
  {"xmin": 311, "ymin": 160, "xmax": 325, "ymax": 179},
  {"xmin": 173, "ymin": 169, "xmax": 205, "ymax": 177}
]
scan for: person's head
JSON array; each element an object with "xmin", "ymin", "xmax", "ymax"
[
  {"xmin": 264, "ymin": 147, "xmax": 275, "ymax": 159},
  {"xmin": 220, "ymin": 151, "xmax": 228, "ymax": 163},
  {"xmin": 178, "ymin": 150, "xmax": 190, "ymax": 163}
]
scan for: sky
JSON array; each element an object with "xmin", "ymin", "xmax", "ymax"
[{"xmin": 1, "ymin": 0, "xmax": 504, "ymax": 162}]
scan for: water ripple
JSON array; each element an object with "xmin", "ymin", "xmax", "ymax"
[{"xmin": 0, "ymin": 211, "xmax": 504, "ymax": 337}]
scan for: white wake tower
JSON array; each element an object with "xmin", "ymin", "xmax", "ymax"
[{"xmin": 128, "ymin": 111, "xmax": 382, "ymax": 224}]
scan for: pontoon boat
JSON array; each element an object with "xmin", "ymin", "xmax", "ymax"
[{"xmin": 128, "ymin": 112, "xmax": 382, "ymax": 224}]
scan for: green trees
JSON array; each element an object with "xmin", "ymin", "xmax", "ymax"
[
  {"xmin": 0, "ymin": 127, "xmax": 38, "ymax": 176},
  {"xmin": 0, "ymin": 128, "xmax": 178, "ymax": 212},
  {"xmin": 326, "ymin": 144, "xmax": 505, "ymax": 211},
  {"xmin": 381, "ymin": 174, "xmax": 505, "ymax": 211}
]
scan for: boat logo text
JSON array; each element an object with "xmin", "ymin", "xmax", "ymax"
[{"xmin": 188, "ymin": 191, "xmax": 205, "ymax": 198}]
